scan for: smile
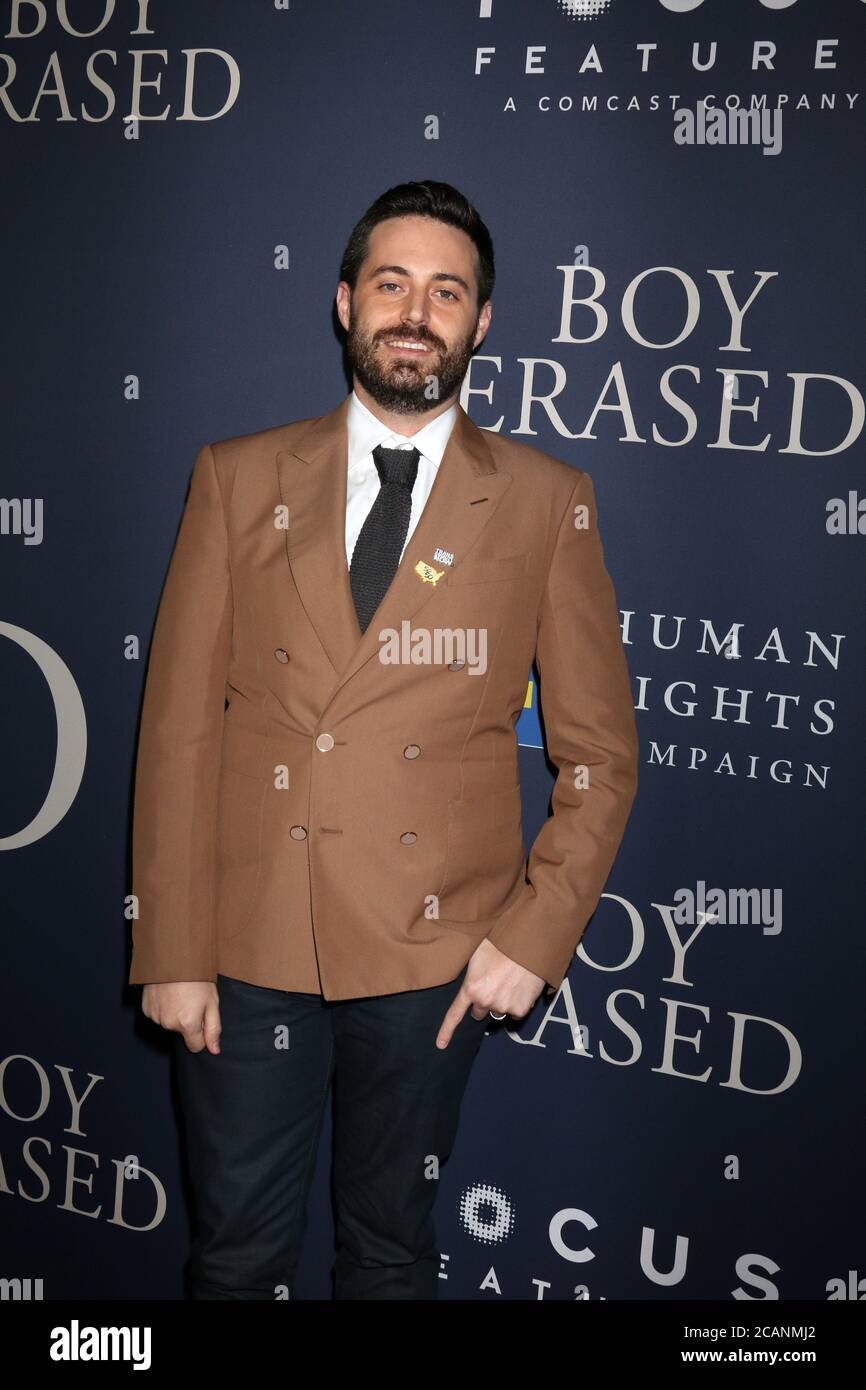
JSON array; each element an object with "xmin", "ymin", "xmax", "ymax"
[{"xmin": 383, "ymin": 339, "xmax": 432, "ymax": 354}]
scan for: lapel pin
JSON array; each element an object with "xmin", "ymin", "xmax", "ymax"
[
  {"xmin": 414, "ymin": 560, "xmax": 445, "ymax": 586},
  {"xmin": 433, "ymin": 548, "xmax": 454, "ymax": 566}
]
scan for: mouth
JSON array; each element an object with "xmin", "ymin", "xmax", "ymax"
[{"xmin": 381, "ymin": 338, "xmax": 433, "ymax": 355}]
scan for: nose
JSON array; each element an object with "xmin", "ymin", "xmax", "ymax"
[{"xmin": 400, "ymin": 286, "xmax": 428, "ymax": 327}]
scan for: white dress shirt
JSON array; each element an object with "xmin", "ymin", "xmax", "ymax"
[{"xmin": 345, "ymin": 389, "xmax": 457, "ymax": 568}]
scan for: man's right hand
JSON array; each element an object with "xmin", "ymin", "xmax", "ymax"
[{"xmin": 141, "ymin": 982, "xmax": 222, "ymax": 1054}]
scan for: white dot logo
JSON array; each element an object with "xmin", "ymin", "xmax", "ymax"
[
  {"xmin": 457, "ymin": 1182, "xmax": 515, "ymax": 1245},
  {"xmin": 557, "ymin": 0, "xmax": 613, "ymax": 18}
]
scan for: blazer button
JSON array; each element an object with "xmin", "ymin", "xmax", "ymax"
[
  {"xmin": 315, "ymin": 733, "xmax": 335, "ymax": 752},
  {"xmin": 274, "ymin": 648, "xmax": 290, "ymax": 663},
  {"xmin": 289, "ymin": 825, "xmax": 307, "ymax": 840},
  {"xmin": 403, "ymin": 744, "xmax": 421, "ymax": 759},
  {"xmin": 447, "ymin": 659, "xmax": 465, "ymax": 671},
  {"xmin": 400, "ymin": 831, "xmax": 418, "ymax": 845}
]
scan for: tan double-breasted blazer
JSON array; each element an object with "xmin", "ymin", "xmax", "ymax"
[{"xmin": 128, "ymin": 394, "xmax": 638, "ymax": 999}]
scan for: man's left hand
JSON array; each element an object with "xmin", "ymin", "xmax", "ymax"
[{"xmin": 435, "ymin": 938, "xmax": 547, "ymax": 1049}]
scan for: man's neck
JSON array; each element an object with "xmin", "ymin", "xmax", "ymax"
[{"xmin": 352, "ymin": 380, "xmax": 456, "ymax": 438}]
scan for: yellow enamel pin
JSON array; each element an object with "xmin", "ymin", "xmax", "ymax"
[{"xmin": 414, "ymin": 560, "xmax": 445, "ymax": 586}]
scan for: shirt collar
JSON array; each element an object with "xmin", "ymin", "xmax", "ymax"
[{"xmin": 347, "ymin": 388, "xmax": 457, "ymax": 475}]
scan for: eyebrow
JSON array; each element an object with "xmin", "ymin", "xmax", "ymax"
[{"xmin": 366, "ymin": 263, "xmax": 471, "ymax": 294}]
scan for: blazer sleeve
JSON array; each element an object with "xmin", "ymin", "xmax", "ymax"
[
  {"xmin": 128, "ymin": 442, "xmax": 232, "ymax": 984},
  {"xmin": 484, "ymin": 469, "xmax": 638, "ymax": 990}
]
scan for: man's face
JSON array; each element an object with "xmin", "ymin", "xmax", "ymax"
[{"xmin": 336, "ymin": 214, "xmax": 492, "ymax": 415}]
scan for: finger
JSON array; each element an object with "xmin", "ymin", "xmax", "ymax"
[
  {"xmin": 436, "ymin": 989, "xmax": 470, "ymax": 1050},
  {"xmin": 469, "ymin": 1002, "xmax": 489, "ymax": 1022},
  {"xmin": 203, "ymin": 998, "xmax": 222, "ymax": 1054},
  {"xmin": 181, "ymin": 1020, "xmax": 206, "ymax": 1053}
]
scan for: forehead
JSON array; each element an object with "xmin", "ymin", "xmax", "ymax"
[{"xmin": 363, "ymin": 215, "xmax": 478, "ymax": 279}]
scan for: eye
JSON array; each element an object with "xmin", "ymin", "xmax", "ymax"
[
  {"xmin": 436, "ymin": 289, "xmax": 458, "ymax": 301},
  {"xmin": 378, "ymin": 282, "xmax": 401, "ymax": 292}
]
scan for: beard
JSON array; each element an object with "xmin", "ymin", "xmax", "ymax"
[{"xmin": 345, "ymin": 312, "xmax": 478, "ymax": 415}]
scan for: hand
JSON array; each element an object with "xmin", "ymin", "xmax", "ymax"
[
  {"xmin": 141, "ymin": 981, "xmax": 222, "ymax": 1055},
  {"xmin": 435, "ymin": 938, "xmax": 546, "ymax": 1050}
]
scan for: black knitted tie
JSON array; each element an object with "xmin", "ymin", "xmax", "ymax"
[{"xmin": 349, "ymin": 443, "xmax": 420, "ymax": 634}]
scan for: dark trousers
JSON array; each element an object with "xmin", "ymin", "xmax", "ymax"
[{"xmin": 173, "ymin": 966, "xmax": 487, "ymax": 1300}]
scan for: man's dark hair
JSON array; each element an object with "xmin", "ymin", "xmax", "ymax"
[{"xmin": 339, "ymin": 180, "xmax": 495, "ymax": 312}]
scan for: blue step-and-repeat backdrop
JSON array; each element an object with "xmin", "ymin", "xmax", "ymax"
[{"xmin": 2, "ymin": 0, "xmax": 864, "ymax": 1302}]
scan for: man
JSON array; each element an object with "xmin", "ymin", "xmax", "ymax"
[{"xmin": 130, "ymin": 180, "xmax": 638, "ymax": 1300}]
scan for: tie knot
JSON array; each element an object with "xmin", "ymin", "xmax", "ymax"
[{"xmin": 372, "ymin": 443, "xmax": 420, "ymax": 490}]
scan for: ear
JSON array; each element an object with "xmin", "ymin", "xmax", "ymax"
[
  {"xmin": 335, "ymin": 282, "xmax": 352, "ymax": 333},
  {"xmin": 473, "ymin": 298, "xmax": 492, "ymax": 347}
]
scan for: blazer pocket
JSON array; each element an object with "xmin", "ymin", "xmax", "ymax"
[
  {"xmin": 436, "ymin": 785, "xmax": 526, "ymax": 927},
  {"xmin": 446, "ymin": 553, "xmax": 529, "ymax": 586},
  {"xmin": 220, "ymin": 720, "xmax": 273, "ymax": 781},
  {"xmin": 215, "ymin": 767, "xmax": 266, "ymax": 938}
]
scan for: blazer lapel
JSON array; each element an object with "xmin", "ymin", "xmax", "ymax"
[
  {"xmin": 276, "ymin": 396, "xmax": 361, "ymax": 679},
  {"xmin": 276, "ymin": 394, "xmax": 514, "ymax": 696}
]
